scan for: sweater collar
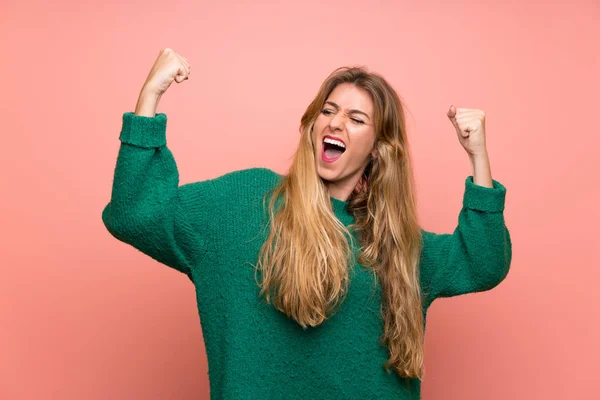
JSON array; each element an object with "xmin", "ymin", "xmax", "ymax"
[{"xmin": 330, "ymin": 196, "xmax": 354, "ymax": 226}]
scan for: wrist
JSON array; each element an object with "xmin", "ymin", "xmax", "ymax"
[
  {"xmin": 140, "ymin": 83, "xmax": 162, "ymax": 99},
  {"xmin": 469, "ymin": 151, "xmax": 489, "ymax": 163}
]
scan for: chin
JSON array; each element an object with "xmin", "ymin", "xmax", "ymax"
[
  {"xmin": 315, "ymin": 163, "xmax": 332, "ymax": 181},
  {"xmin": 316, "ymin": 163, "xmax": 345, "ymax": 184},
  {"xmin": 315, "ymin": 165, "xmax": 330, "ymax": 181}
]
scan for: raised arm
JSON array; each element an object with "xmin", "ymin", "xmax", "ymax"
[
  {"xmin": 419, "ymin": 106, "xmax": 512, "ymax": 308},
  {"xmin": 101, "ymin": 48, "xmax": 210, "ymax": 280}
]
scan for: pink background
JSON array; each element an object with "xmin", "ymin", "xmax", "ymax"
[{"xmin": 2, "ymin": 0, "xmax": 599, "ymax": 399}]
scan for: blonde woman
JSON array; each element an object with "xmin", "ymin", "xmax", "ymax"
[{"xmin": 102, "ymin": 48, "xmax": 512, "ymax": 399}]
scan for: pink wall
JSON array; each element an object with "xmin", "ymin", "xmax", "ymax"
[{"xmin": 2, "ymin": 0, "xmax": 598, "ymax": 398}]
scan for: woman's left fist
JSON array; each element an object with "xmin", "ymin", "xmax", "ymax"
[{"xmin": 447, "ymin": 105, "xmax": 487, "ymax": 157}]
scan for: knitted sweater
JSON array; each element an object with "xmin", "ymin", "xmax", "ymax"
[{"xmin": 102, "ymin": 112, "xmax": 512, "ymax": 399}]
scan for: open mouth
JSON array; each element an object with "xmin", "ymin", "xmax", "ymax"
[{"xmin": 323, "ymin": 137, "xmax": 346, "ymax": 161}]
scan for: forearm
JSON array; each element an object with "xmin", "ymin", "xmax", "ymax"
[
  {"xmin": 469, "ymin": 152, "xmax": 493, "ymax": 188},
  {"xmin": 134, "ymin": 88, "xmax": 161, "ymax": 117}
]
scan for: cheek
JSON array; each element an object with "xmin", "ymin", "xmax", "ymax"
[
  {"xmin": 311, "ymin": 119, "xmax": 326, "ymax": 142},
  {"xmin": 348, "ymin": 127, "xmax": 376, "ymax": 154},
  {"xmin": 313, "ymin": 117, "xmax": 325, "ymax": 132}
]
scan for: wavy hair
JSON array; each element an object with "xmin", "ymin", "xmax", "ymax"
[{"xmin": 256, "ymin": 66, "xmax": 425, "ymax": 379}]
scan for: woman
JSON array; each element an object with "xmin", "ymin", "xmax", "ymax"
[{"xmin": 102, "ymin": 48, "xmax": 512, "ymax": 399}]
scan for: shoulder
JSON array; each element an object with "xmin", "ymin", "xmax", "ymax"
[
  {"xmin": 179, "ymin": 167, "xmax": 284, "ymax": 204},
  {"xmin": 419, "ymin": 228, "xmax": 452, "ymax": 262},
  {"xmin": 214, "ymin": 167, "xmax": 283, "ymax": 184},
  {"xmin": 209, "ymin": 167, "xmax": 283, "ymax": 192}
]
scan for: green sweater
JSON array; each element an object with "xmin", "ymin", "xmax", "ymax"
[{"xmin": 102, "ymin": 112, "xmax": 512, "ymax": 399}]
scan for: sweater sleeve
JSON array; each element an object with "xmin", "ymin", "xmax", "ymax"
[
  {"xmin": 101, "ymin": 112, "xmax": 213, "ymax": 280},
  {"xmin": 419, "ymin": 176, "xmax": 512, "ymax": 308}
]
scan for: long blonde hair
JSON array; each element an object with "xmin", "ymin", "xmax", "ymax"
[{"xmin": 256, "ymin": 66, "xmax": 425, "ymax": 379}]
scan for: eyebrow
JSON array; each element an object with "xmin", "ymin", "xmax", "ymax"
[{"xmin": 324, "ymin": 101, "xmax": 371, "ymax": 120}]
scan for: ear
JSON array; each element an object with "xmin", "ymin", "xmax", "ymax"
[{"xmin": 371, "ymin": 148, "xmax": 379, "ymax": 160}]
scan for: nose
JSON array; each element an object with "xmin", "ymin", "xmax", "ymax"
[{"xmin": 329, "ymin": 112, "xmax": 345, "ymax": 131}]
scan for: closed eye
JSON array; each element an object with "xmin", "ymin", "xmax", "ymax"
[{"xmin": 321, "ymin": 109, "xmax": 365, "ymax": 124}]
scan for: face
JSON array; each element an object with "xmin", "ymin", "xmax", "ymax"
[{"xmin": 312, "ymin": 83, "xmax": 377, "ymax": 201}]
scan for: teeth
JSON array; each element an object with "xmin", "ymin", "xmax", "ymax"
[{"xmin": 323, "ymin": 137, "xmax": 346, "ymax": 149}]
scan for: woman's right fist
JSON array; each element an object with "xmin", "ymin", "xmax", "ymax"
[{"xmin": 141, "ymin": 48, "xmax": 191, "ymax": 97}]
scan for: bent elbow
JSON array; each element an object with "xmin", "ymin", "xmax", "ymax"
[{"xmin": 483, "ymin": 226, "xmax": 513, "ymax": 289}]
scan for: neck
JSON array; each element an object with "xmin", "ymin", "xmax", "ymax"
[{"xmin": 325, "ymin": 167, "xmax": 366, "ymax": 202}]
